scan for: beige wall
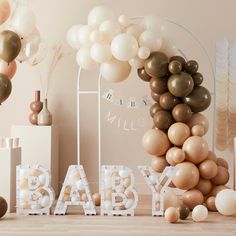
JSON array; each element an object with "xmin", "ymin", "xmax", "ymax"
[{"xmin": 1, "ymin": 0, "xmax": 236, "ymax": 192}]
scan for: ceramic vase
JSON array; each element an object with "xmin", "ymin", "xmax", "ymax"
[
  {"xmin": 37, "ymin": 99, "xmax": 52, "ymax": 126},
  {"xmin": 29, "ymin": 90, "xmax": 43, "ymax": 125}
]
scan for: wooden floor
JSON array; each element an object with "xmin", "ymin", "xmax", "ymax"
[{"xmin": 1, "ymin": 196, "xmax": 236, "ymax": 236}]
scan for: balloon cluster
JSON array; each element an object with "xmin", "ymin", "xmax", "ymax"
[
  {"xmin": 0, "ymin": 0, "xmax": 46, "ymax": 105},
  {"xmin": 140, "ymin": 51, "xmax": 230, "ymax": 212},
  {"xmin": 67, "ymin": 6, "xmax": 178, "ymax": 82}
]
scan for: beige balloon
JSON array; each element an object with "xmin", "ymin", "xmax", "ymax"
[
  {"xmin": 142, "ymin": 129, "xmax": 171, "ymax": 156},
  {"xmin": 0, "ymin": 0, "xmax": 10, "ymax": 25},
  {"xmin": 0, "ymin": 59, "xmax": 17, "ymax": 79},
  {"xmin": 211, "ymin": 166, "xmax": 229, "ymax": 185},
  {"xmin": 187, "ymin": 113, "xmax": 209, "ymax": 134},
  {"xmin": 195, "ymin": 178, "xmax": 212, "ymax": 196},
  {"xmin": 151, "ymin": 156, "xmax": 168, "ymax": 173},
  {"xmin": 198, "ymin": 160, "xmax": 218, "ymax": 179},
  {"xmin": 166, "ymin": 147, "xmax": 185, "ymax": 165},
  {"xmin": 182, "ymin": 189, "xmax": 204, "ymax": 210},
  {"xmin": 191, "ymin": 125, "xmax": 205, "ymax": 137}
]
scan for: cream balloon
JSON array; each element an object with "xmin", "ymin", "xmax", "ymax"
[
  {"xmin": 192, "ymin": 205, "xmax": 208, "ymax": 222},
  {"xmin": 215, "ymin": 189, "xmax": 236, "ymax": 216},
  {"xmin": 160, "ymin": 37, "xmax": 178, "ymax": 57},
  {"xmin": 99, "ymin": 20, "xmax": 121, "ymax": 42},
  {"xmin": 118, "ymin": 15, "xmax": 132, "ymax": 27},
  {"xmin": 100, "ymin": 59, "xmax": 131, "ymax": 83},
  {"xmin": 77, "ymin": 25, "xmax": 94, "ymax": 47},
  {"xmin": 87, "ymin": 6, "xmax": 115, "ymax": 27},
  {"xmin": 187, "ymin": 113, "xmax": 209, "ymax": 134},
  {"xmin": 138, "ymin": 47, "xmax": 150, "ymax": 60},
  {"xmin": 90, "ymin": 30, "xmax": 105, "ymax": 43},
  {"xmin": 142, "ymin": 15, "xmax": 163, "ymax": 33},
  {"xmin": 90, "ymin": 42, "xmax": 112, "ymax": 63},
  {"xmin": 67, "ymin": 24, "xmax": 83, "ymax": 49},
  {"xmin": 111, "ymin": 33, "xmax": 138, "ymax": 61},
  {"xmin": 126, "ymin": 24, "xmax": 144, "ymax": 39},
  {"xmin": 0, "ymin": 0, "xmax": 10, "ymax": 25},
  {"xmin": 0, "ymin": 59, "xmax": 16, "ymax": 79},
  {"xmin": 128, "ymin": 57, "xmax": 144, "ymax": 69},
  {"xmin": 10, "ymin": 5, "xmax": 36, "ymax": 37},
  {"xmin": 138, "ymin": 30, "xmax": 162, "ymax": 52},
  {"xmin": 76, "ymin": 47, "xmax": 98, "ymax": 70}
]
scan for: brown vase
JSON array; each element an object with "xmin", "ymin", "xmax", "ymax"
[{"xmin": 29, "ymin": 90, "xmax": 43, "ymax": 125}]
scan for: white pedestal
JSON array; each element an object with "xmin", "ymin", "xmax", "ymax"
[
  {"xmin": 11, "ymin": 126, "xmax": 59, "ymax": 195},
  {"xmin": 0, "ymin": 147, "xmax": 21, "ymax": 212}
]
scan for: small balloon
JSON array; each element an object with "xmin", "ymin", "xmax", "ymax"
[
  {"xmin": 137, "ymin": 67, "xmax": 151, "ymax": 82},
  {"xmin": 172, "ymin": 103, "xmax": 192, "ymax": 123},
  {"xmin": 192, "ymin": 72, "xmax": 203, "ymax": 86},
  {"xmin": 0, "ymin": 196, "xmax": 7, "ymax": 218},
  {"xmin": 150, "ymin": 102, "xmax": 162, "ymax": 117},
  {"xmin": 77, "ymin": 25, "xmax": 95, "ymax": 47},
  {"xmin": 168, "ymin": 60, "xmax": 182, "ymax": 74},
  {"xmin": 150, "ymin": 77, "xmax": 168, "ymax": 94},
  {"xmin": 184, "ymin": 60, "xmax": 199, "ymax": 74},
  {"xmin": 76, "ymin": 47, "xmax": 98, "ymax": 70},
  {"xmin": 128, "ymin": 57, "xmax": 144, "ymax": 69},
  {"xmin": 118, "ymin": 15, "xmax": 132, "ymax": 27},
  {"xmin": 0, "ymin": 59, "xmax": 16, "ymax": 79},
  {"xmin": 0, "ymin": 73, "xmax": 12, "ymax": 104},
  {"xmin": 0, "ymin": 30, "xmax": 21, "ymax": 63},
  {"xmin": 169, "ymin": 56, "xmax": 186, "ymax": 67},
  {"xmin": 0, "ymin": 0, "xmax": 10, "ymax": 25},
  {"xmin": 99, "ymin": 20, "xmax": 121, "ymax": 42},
  {"xmin": 137, "ymin": 47, "xmax": 150, "ymax": 60},
  {"xmin": 159, "ymin": 92, "xmax": 179, "ymax": 110},
  {"xmin": 153, "ymin": 110, "xmax": 173, "ymax": 130}
]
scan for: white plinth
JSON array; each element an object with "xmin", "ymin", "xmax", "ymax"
[
  {"xmin": 0, "ymin": 147, "xmax": 21, "ymax": 212},
  {"xmin": 11, "ymin": 126, "xmax": 59, "ymax": 195}
]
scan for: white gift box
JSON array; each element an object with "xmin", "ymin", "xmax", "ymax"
[
  {"xmin": 0, "ymin": 147, "xmax": 21, "ymax": 212},
  {"xmin": 11, "ymin": 125, "xmax": 59, "ymax": 195}
]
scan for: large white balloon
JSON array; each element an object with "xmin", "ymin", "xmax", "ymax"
[
  {"xmin": 76, "ymin": 47, "xmax": 98, "ymax": 70},
  {"xmin": 215, "ymin": 189, "xmax": 236, "ymax": 216},
  {"xmin": 67, "ymin": 24, "xmax": 83, "ymax": 49},
  {"xmin": 87, "ymin": 6, "xmax": 115, "ymax": 27},
  {"xmin": 142, "ymin": 15, "xmax": 163, "ymax": 33},
  {"xmin": 77, "ymin": 25, "xmax": 94, "ymax": 47},
  {"xmin": 138, "ymin": 30, "xmax": 162, "ymax": 52},
  {"xmin": 10, "ymin": 5, "xmax": 36, "ymax": 37},
  {"xmin": 99, "ymin": 20, "xmax": 121, "ymax": 42},
  {"xmin": 111, "ymin": 33, "xmax": 138, "ymax": 61},
  {"xmin": 90, "ymin": 42, "xmax": 112, "ymax": 63},
  {"xmin": 100, "ymin": 59, "xmax": 131, "ymax": 83}
]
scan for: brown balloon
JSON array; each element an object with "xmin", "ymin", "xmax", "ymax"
[
  {"xmin": 150, "ymin": 102, "xmax": 163, "ymax": 117},
  {"xmin": 159, "ymin": 92, "xmax": 179, "ymax": 110},
  {"xmin": 150, "ymin": 77, "xmax": 168, "ymax": 94},
  {"xmin": 211, "ymin": 166, "xmax": 229, "ymax": 185},
  {"xmin": 216, "ymin": 158, "xmax": 229, "ymax": 169},
  {"xmin": 151, "ymin": 91, "xmax": 161, "ymax": 102},
  {"xmin": 206, "ymin": 196, "xmax": 217, "ymax": 212},
  {"xmin": 172, "ymin": 103, "xmax": 192, "ymax": 123},
  {"xmin": 195, "ymin": 178, "xmax": 212, "ymax": 196},
  {"xmin": 144, "ymin": 51, "xmax": 169, "ymax": 78},
  {"xmin": 0, "ymin": 30, "xmax": 22, "ymax": 63},
  {"xmin": 169, "ymin": 56, "xmax": 186, "ymax": 67},
  {"xmin": 182, "ymin": 86, "xmax": 211, "ymax": 112},
  {"xmin": 153, "ymin": 110, "xmax": 173, "ymax": 130},
  {"xmin": 137, "ymin": 67, "xmax": 151, "ymax": 82},
  {"xmin": 198, "ymin": 160, "xmax": 218, "ymax": 179},
  {"xmin": 0, "ymin": 73, "xmax": 12, "ymax": 104},
  {"xmin": 151, "ymin": 156, "xmax": 168, "ymax": 173},
  {"xmin": 182, "ymin": 189, "xmax": 204, "ymax": 210},
  {"xmin": 192, "ymin": 72, "xmax": 203, "ymax": 86},
  {"xmin": 168, "ymin": 72, "xmax": 194, "ymax": 97},
  {"xmin": 184, "ymin": 60, "xmax": 199, "ymax": 74},
  {"xmin": 0, "ymin": 196, "xmax": 7, "ymax": 218},
  {"xmin": 168, "ymin": 60, "xmax": 182, "ymax": 74}
]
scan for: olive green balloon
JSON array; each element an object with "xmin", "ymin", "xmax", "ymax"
[
  {"xmin": 177, "ymin": 204, "xmax": 190, "ymax": 220},
  {"xmin": 0, "ymin": 30, "xmax": 22, "ymax": 63},
  {"xmin": 159, "ymin": 92, "xmax": 179, "ymax": 110},
  {"xmin": 172, "ymin": 103, "xmax": 192, "ymax": 123},
  {"xmin": 182, "ymin": 86, "xmax": 211, "ymax": 112},
  {"xmin": 144, "ymin": 52, "xmax": 169, "ymax": 78},
  {"xmin": 150, "ymin": 102, "xmax": 163, "ymax": 117},
  {"xmin": 137, "ymin": 67, "xmax": 151, "ymax": 82},
  {"xmin": 168, "ymin": 60, "xmax": 182, "ymax": 74},
  {"xmin": 153, "ymin": 110, "xmax": 173, "ymax": 130},
  {"xmin": 184, "ymin": 60, "xmax": 199, "ymax": 74},
  {"xmin": 170, "ymin": 55, "xmax": 186, "ymax": 67},
  {"xmin": 151, "ymin": 91, "xmax": 161, "ymax": 102},
  {"xmin": 0, "ymin": 73, "xmax": 12, "ymax": 105},
  {"xmin": 0, "ymin": 196, "xmax": 8, "ymax": 218},
  {"xmin": 168, "ymin": 72, "xmax": 194, "ymax": 97},
  {"xmin": 192, "ymin": 72, "xmax": 203, "ymax": 86},
  {"xmin": 150, "ymin": 77, "xmax": 168, "ymax": 95}
]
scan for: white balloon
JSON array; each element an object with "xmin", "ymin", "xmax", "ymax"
[
  {"xmin": 128, "ymin": 57, "xmax": 144, "ymax": 69},
  {"xmin": 41, "ymin": 196, "xmax": 50, "ymax": 208},
  {"xmin": 10, "ymin": 5, "xmax": 36, "ymax": 37},
  {"xmin": 67, "ymin": 24, "xmax": 83, "ymax": 49},
  {"xmin": 142, "ymin": 15, "xmax": 163, "ymax": 33},
  {"xmin": 90, "ymin": 30, "xmax": 105, "ymax": 43},
  {"xmin": 138, "ymin": 47, "xmax": 150, "ymax": 59},
  {"xmin": 100, "ymin": 59, "xmax": 131, "ymax": 83},
  {"xmin": 111, "ymin": 33, "xmax": 138, "ymax": 61},
  {"xmin": 118, "ymin": 15, "xmax": 132, "ymax": 27},
  {"xmin": 160, "ymin": 37, "xmax": 179, "ymax": 57},
  {"xmin": 90, "ymin": 42, "xmax": 112, "ymax": 63},
  {"xmin": 76, "ymin": 47, "xmax": 98, "ymax": 70},
  {"xmin": 215, "ymin": 189, "xmax": 236, "ymax": 216},
  {"xmin": 138, "ymin": 30, "xmax": 162, "ymax": 52},
  {"xmin": 78, "ymin": 25, "xmax": 94, "ymax": 47},
  {"xmin": 87, "ymin": 6, "xmax": 115, "ymax": 27},
  {"xmin": 99, "ymin": 20, "xmax": 121, "ymax": 42},
  {"xmin": 192, "ymin": 205, "xmax": 208, "ymax": 222},
  {"xmin": 126, "ymin": 24, "xmax": 144, "ymax": 39}
]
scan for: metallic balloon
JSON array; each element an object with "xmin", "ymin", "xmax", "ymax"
[
  {"xmin": 184, "ymin": 60, "xmax": 199, "ymax": 74},
  {"xmin": 0, "ymin": 73, "xmax": 12, "ymax": 104},
  {"xmin": 168, "ymin": 72, "xmax": 194, "ymax": 97},
  {"xmin": 144, "ymin": 51, "xmax": 168, "ymax": 78},
  {"xmin": 150, "ymin": 77, "xmax": 168, "ymax": 94},
  {"xmin": 151, "ymin": 91, "xmax": 161, "ymax": 102},
  {"xmin": 169, "ymin": 55, "xmax": 186, "ymax": 67},
  {"xmin": 192, "ymin": 72, "xmax": 203, "ymax": 86},
  {"xmin": 182, "ymin": 86, "xmax": 211, "ymax": 112},
  {"xmin": 153, "ymin": 110, "xmax": 173, "ymax": 130},
  {"xmin": 137, "ymin": 67, "xmax": 151, "ymax": 82},
  {"xmin": 168, "ymin": 60, "xmax": 182, "ymax": 74},
  {"xmin": 150, "ymin": 102, "xmax": 163, "ymax": 117},
  {"xmin": 159, "ymin": 92, "xmax": 179, "ymax": 110},
  {"xmin": 172, "ymin": 103, "xmax": 192, "ymax": 123},
  {"xmin": 0, "ymin": 30, "xmax": 22, "ymax": 63},
  {"xmin": 177, "ymin": 204, "xmax": 190, "ymax": 220}
]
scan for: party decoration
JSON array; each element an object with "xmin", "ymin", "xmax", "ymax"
[
  {"xmin": 165, "ymin": 207, "xmax": 179, "ymax": 223},
  {"xmin": 54, "ymin": 165, "xmax": 96, "ymax": 215},
  {"xmin": 0, "ymin": 59, "xmax": 16, "ymax": 79},
  {"xmin": 177, "ymin": 204, "xmax": 190, "ymax": 220},
  {"xmin": 182, "ymin": 189, "xmax": 204, "ymax": 210},
  {"xmin": 100, "ymin": 166, "xmax": 138, "ymax": 216},
  {"xmin": 0, "ymin": 0, "xmax": 10, "ymax": 25},
  {"xmin": 0, "ymin": 30, "xmax": 21, "ymax": 63},
  {"xmin": 16, "ymin": 164, "xmax": 55, "ymax": 215},
  {"xmin": 0, "ymin": 73, "xmax": 12, "ymax": 104},
  {"xmin": 66, "ymin": 24, "xmax": 82, "ymax": 50},
  {"xmin": 138, "ymin": 166, "xmax": 178, "ymax": 216},
  {"xmin": 0, "ymin": 196, "xmax": 8, "ymax": 218},
  {"xmin": 192, "ymin": 205, "xmax": 208, "ymax": 222}
]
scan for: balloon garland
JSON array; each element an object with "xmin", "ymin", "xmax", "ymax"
[{"xmin": 0, "ymin": 0, "xmax": 46, "ymax": 105}]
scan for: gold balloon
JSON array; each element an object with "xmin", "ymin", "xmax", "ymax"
[
  {"xmin": 0, "ymin": 73, "xmax": 12, "ymax": 104},
  {"xmin": 0, "ymin": 30, "xmax": 22, "ymax": 63}
]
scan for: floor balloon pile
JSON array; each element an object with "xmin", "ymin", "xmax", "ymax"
[{"xmin": 140, "ymin": 51, "xmax": 231, "ymax": 218}]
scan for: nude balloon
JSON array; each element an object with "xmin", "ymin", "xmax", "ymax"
[
  {"xmin": 142, "ymin": 129, "xmax": 171, "ymax": 156},
  {"xmin": 0, "ymin": 0, "xmax": 10, "ymax": 25},
  {"xmin": 76, "ymin": 47, "xmax": 98, "ymax": 70},
  {"xmin": 0, "ymin": 59, "xmax": 16, "ymax": 79},
  {"xmin": 182, "ymin": 189, "xmax": 204, "ymax": 210},
  {"xmin": 187, "ymin": 113, "xmax": 209, "ymax": 134},
  {"xmin": 151, "ymin": 156, "xmax": 168, "ymax": 173}
]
